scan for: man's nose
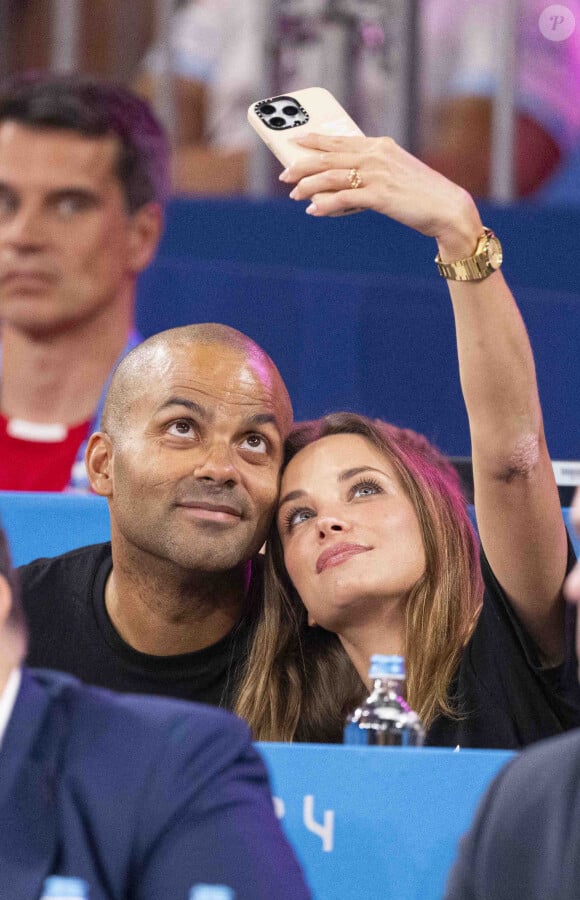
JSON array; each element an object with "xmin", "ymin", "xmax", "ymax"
[
  {"xmin": 193, "ymin": 442, "xmax": 240, "ymax": 486},
  {"xmin": 3, "ymin": 205, "xmax": 48, "ymax": 251}
]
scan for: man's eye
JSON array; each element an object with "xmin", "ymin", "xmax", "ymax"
[
  {"xmin": 240, "ymin": 433, "xmax": 268, "ymax": 453},
  {"xmin": 0, "ymin": 191, "xmax": 16, "ymax": 216},
  {"xmin": 167, "ymin": 420, "xmax": 195, "ymax": 436},
  {"xmin": 57, "ymin": 199, "xmax": 78, "ymax": 216},
  {"xmin": 56, "ymin": 195, "xmax": 89, "ymax": 217}
]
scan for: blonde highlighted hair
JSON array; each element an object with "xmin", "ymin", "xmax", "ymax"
[{"xmin": 235, "ymin": 413, "xmax": 483, "ymax": 741}]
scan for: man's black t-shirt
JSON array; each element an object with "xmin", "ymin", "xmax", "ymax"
[
  {"xmin": 426, "ymin": 543, "xmax": 580, "ymax": 748},
  {"xmin": 19, "ymin": 543, "xmax": 260, "ymax": 709}
]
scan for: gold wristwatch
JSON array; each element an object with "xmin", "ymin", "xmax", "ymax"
[{"xmin": 435, "ymin": 228, "xmax": 503, "ymax": 281}]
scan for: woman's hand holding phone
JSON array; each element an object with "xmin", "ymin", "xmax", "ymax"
[
  {"xmin": 279, "ymin": 132, "xmax": 481, "ymax": 249},
  {"xmin": 248, "ymin": 87, "xmax": 481, "ymax": 245}
]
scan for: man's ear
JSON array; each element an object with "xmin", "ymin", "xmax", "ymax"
[
  {"xmin": 127, "ymin": 202, "xmax": 164, "ymax": 274},
  {"xmin": 86, "ymin": 432, "xmax": 114, "ymax": 497},
  {"xmin": 0, "ymin": 574, "xmax": 11, "ymax": 629}
]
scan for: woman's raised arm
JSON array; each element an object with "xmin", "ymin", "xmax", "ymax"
[{"xmin": 281, "ymin": 133, "xmax": 567, "ymax": 662}]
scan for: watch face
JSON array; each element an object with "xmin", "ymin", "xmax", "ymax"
[{"xmin": 487, "ymin": 235, "xmax": 503, "ymax": 269}]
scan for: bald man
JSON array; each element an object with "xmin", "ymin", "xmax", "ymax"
[
  {"xmin": 0, "ymin": 523, "xmax": 310, "ymax": 900},
  {"xmin": 18, "ymin": 323, "xmax": 293, "ymax": 707}
]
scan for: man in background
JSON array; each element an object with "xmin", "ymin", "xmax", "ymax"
[
  {"xmin": 0, "ymin": 519, "xmax": 310, "ymax": 900},
  {"xmin": 0, "ymin": 74, "xmax": 167, "ymax": 490}
]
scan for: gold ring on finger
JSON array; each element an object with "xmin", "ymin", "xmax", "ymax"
[{"xmin": 347, "ymin": 168, "xmax": 362, "ymax": 189}]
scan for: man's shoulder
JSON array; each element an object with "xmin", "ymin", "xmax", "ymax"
[
  {"xmin": 18, "ymin": 542, "xmax": 112, "ymax": 587},
  {"xmin": 486, "ymin": 729, "xmax": 580, "ymax": 819},
  {"xmin": 505, "ymin": 728, "xmax": 580, "ymax": 778}
]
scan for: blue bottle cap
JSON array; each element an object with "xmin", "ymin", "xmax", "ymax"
[
  {"xmin": 369, "ymin": 654, "xmax": 405, "ymax": 678},
  {"xmin": 189, "ymin": 886, "xmax": 235, "ymax": 900},
  {"xmin": 41, "ymin": 877, "xmax": 89, "ymax": 897}
]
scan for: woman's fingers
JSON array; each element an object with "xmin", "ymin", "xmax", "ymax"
[
  {"xmin": 280, "ymin": 153, "xmax": 357, "ymax": 185},
  {"xmin": 276, "ymin": 132, "xmax": 473, "ymax": 236},
  {"xmin": 294, "ymin": 132, "xmax": 369, "ymax": 154},
  {"xmin": 282, "ymin": 134, "xmax": 473, "ymax": 238},
  {"xmin": 279, "ymin": 132, "xmax": 378, "ymax": 183},
  {"xmin": 304, "ymin": 188, "xmax": 370, "ymax": 217},
  {"xmin": 288, "ymin": 167, "xmax": 364, "ymax": 201}
]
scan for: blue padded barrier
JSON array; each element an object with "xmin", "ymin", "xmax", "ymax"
[
  {"xmin": 0, "ymin": 492, "xmax": 109, "ymax": 567},
  {"xmin": 563, "ymin": 507, "xmax": 580, "ymax": 555},
  {"xmin": 258, "ymin": 744, "xmax": 513, "ymax": 900},
  {"xmin": 1, "ymin": 489, "xmax": 577, "ymax": 569},
  {"xmin": 158, "ymin": 197, "xmax": 580, "ymax": 295},
  {"xmin": 136, "ymin": 261, "xmax": 580, "ymax": 460}
]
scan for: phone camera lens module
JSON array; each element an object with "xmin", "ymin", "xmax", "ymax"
[
  {"xmin": 260, "ymin": 104, "xmax": 276, "ymax": 115},
  {"xmin": 282, "ymin": 105, "xmax": 299, "ymax": 116},
  {"xmin": 269, "ymin": 117, "xmax": 286, "ymax": 128}
]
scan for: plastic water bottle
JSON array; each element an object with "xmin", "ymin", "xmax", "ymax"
[
  {"xmin": 344, "ymin": 654, "xmax": 425, "ymax": 746},
  {"xmin": 40, "ymin": 877, "xmax": 90, "ymax": 899}
]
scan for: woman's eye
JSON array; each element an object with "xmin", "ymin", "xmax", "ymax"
[
  {"xmin": 351, "ymin": 479, "xmax": 382, "ymax": 498},
  {"xmin": 240, "ymin": 433, "xmax": 268, "ymax": 453},
  {"xmin": 283, "ymin": 508, "xmax": 315, "ymax": 530}
]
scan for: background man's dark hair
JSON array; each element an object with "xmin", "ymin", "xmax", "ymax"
[
  {"xmin": 0, "ymin": 73, "xmax": 170, "ymax": 211},
  {"xmin": 0, "ymin": 524, "xmax": 26, "ymax": 638}
]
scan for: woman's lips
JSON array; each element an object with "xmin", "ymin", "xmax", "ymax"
[{"xmin": 316, "ymin": 543, "xmax": 369, "ymax": 574}]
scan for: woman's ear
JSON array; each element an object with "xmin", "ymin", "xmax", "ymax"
[{"xmin": 307, "ymin": 612, "xmax": 318, "ymax": 627}]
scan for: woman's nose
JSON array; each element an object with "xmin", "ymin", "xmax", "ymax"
[{"xmin": 317, "ymin": 514, "xmax": 350, "ymax": 538}]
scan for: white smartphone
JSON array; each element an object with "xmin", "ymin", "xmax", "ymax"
[{"xmin": 247, "ymin": 86, "xmax": 364, "ymax": 169}]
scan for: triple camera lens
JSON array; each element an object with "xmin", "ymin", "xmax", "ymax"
[{"xmin": 255, "ymin": 96, "xmax": 308, "ymax": 131}]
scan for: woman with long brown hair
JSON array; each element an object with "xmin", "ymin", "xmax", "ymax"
[{"xmin": 235, "ymin": 135, "xmax": 580, "ymax": 747}]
